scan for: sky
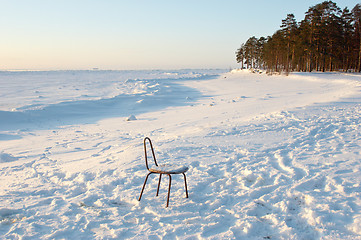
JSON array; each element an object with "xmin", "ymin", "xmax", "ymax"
[{"xmin": 1, "ymin": 0, "xmax": 360, "ymax": 70}]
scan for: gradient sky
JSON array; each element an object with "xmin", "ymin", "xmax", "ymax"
[{"xmin": 1, "ymin": 0, "xmax": 360, "ymax": 70}]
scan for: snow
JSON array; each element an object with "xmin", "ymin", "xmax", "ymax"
[
  {"xmin": 126, "ymin": 115, "xmax": 137, "ymax": 121},
  {"xmin": 1, "ymin": 69, "xmax": 361, "ymax": 239}
]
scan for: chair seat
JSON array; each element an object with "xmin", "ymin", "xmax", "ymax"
[
  {"xmin": 149, "ymin": 164, "xmax": 189, "ymax": 174},
  {"xmin": 139, "ymin": 137, "xmax": 189, "ymax": 207}
]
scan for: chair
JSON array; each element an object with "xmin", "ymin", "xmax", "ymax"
[{"xmin": 138, "ymin": 137, "xmax": 189, "ymax": 207}]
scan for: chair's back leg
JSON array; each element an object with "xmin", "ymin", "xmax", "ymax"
[{"xmin": 156, "ymin": 174, "xmax": 162, "ymax": 196}]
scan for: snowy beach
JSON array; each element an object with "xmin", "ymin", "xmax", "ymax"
[{"xmin": 1, "ymin": 69, "xmax": 361, "ymax": 239}]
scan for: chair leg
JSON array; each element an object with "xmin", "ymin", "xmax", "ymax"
[
  {"xmin": 156, "ymin": 174, "xmax": 162, "ymax": 196},
  {"xmin": 166, "ymin": 174, "xmax": 172, "ymax": 208},
  {"xmin": 138, "ymin": 172, "xmax": 152, "ymax": 201},
  {"xmin": 182, "ymin": 173, "xmax": 189, "ymax": 198}
]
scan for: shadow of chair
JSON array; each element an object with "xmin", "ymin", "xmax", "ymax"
[{"xmin": 138, "ymin": 137, "xmax": 189, "ymax": 207}]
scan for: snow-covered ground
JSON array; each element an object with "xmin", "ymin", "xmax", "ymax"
[{"xmin": 1, "ymin": 69, "xmax": 361, "ymax": 239}]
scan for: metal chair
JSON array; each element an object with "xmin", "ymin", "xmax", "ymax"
[{"xmin": 138, "ymin": 137, "xmax": 189, "ymax": 207}]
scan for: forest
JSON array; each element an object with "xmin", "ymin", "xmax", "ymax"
[{"xmin": 235, "ymin": 1, "xmax": 361, "ymax": 73}]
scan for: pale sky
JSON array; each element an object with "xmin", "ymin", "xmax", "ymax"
[{"xmin": 1, "ymin": 0, "xmax": 360, "ymax": 70}]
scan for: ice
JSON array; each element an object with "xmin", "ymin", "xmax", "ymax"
[
  {"xmin": 1, "ymin": 69, "xmax": 361, "ymax": 239},
  {"xmin": 126, "ymin": 115, "xmax": 137, "ymax": 121}
]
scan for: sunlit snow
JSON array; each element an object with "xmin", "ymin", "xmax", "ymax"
[{"xmin": 1, "ymin": 69, "xmax": 361, "ymax": 239}]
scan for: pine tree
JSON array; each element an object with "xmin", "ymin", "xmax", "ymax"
[
  {"xmin": 340, "ymin": 7, "xmax": 353, "ymax": 71},
  {"xmin": 352, "ymin": 4, "xmax": 361, "ymax": 72},
  {"xmin": 281, "ymin": 14, "xmax": 298, "ymax": 72},
  {"xmin": 244, "ymin": 36, "xmax": 258, "ymax": 68},
  {"xmin": 236, "ymin": 44, "xmax": 245, "ymax": 69}
]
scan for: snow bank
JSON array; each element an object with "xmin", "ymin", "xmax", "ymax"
[{"xmin": 0, "ymin": 152, "xmax": 18, "ymax": 163}]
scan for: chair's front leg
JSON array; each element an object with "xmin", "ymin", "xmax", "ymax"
[
  {"xmin": 182, "ymin": 173, "xmax": 189, "ymax": 198},
  {"xmin": 156, "ymin": 174, "xmax": 162, "ymax": 196},
  {"xmin": 166, "ymin": 174, "xmax": 172, "ymax": 208},
  {"xmin": 138, "ymin": 172, "xmax": 152, "ymax": 201}
]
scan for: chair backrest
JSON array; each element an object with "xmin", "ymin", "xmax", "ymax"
[{"xmin": 144, "ymin": 137, "xmax": 158, "ymax": 170}]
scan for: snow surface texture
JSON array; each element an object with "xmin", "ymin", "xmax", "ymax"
[{"xmin": 1, "ymin": 69, "xmax": 361, "ymax": 239}]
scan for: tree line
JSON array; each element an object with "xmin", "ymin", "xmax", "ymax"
[{"xmin": 236, "ymin": 1, "xmax": 361, "ymax": 72}]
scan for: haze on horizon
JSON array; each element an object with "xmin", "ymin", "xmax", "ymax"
[{"xmin": 1, "ymin": 0, "xmax": 360, "ymax": 70}]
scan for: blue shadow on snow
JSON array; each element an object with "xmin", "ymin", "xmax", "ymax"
[{"xmin": 0, "ymin": 73, "xmax": 219, "ymax": 135}]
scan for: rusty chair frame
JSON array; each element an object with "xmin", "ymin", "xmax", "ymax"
[{"xmin": 138, "ymin": 137, "xmax": 189, "ymax": 207}]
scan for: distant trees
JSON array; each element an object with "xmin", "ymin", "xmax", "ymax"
[{"xmin": 236, "ymin": 1, "xmax": 361, "ymax": 72}]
